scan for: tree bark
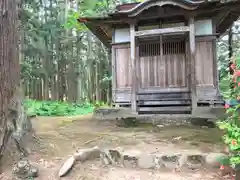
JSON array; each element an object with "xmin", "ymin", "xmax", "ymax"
[
  {"xmin": 0, "ymin": 0, "xmax": 32, "ymax": 166},
  {"xmin": 0, "ymin": 0, "xmax": 20, "ymax": 154}
]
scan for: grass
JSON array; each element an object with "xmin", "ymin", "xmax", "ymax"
[{"xmin": 24, "ymin": 99, "xmax": 97, "ymax": 116}]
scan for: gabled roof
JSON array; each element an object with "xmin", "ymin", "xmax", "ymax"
[{"xmin": 78, "ymin": 0, "xmax": 240, "ymax": 47}]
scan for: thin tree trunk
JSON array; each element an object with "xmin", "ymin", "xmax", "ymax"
[
  {"xmin": 229, "ymin": 26, "xmax": 233, "ymax": 60},
  {"xmin": 95, "ymin": 59, "xmax": 100, "ymax": 102},
  {"xmin": 107, "ymin": 49, "xmax": 112, "ymax": 105},
  {"xmin": 76, "ymin": 37, "xmax": 83, "ymax": 103}
]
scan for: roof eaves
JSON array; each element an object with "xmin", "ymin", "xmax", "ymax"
[{"xmin": 113, "ymin": 0, "xmax": 205, "ymax": 15}]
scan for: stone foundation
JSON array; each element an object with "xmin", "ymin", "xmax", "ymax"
[{"xmin": 93, "ymin": 107, "xmax": 224, "ymax": 126}]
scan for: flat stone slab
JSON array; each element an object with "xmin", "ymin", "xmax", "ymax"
[{"xmin": 138, "ymin": 153, "xmax": 155, "ymax": 169}]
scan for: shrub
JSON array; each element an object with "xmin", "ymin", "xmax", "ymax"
[
  {"xmin": 218, "ymin": 56, "xmax": 240, "ymax": 174},
  {"xmin": 24, "ymin": 99, "xmax": 95, "ymax": 116}
]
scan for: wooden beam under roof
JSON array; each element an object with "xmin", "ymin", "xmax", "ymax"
[{"xmin": 135, "ymin": 26, "xmax": 189, "ymax": 37}]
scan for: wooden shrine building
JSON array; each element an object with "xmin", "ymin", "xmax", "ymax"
[{"xmin": 78, "ymin": 0, "xmax": 240, "ymax": 115}]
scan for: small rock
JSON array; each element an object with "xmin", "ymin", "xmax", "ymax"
[
  {"xmin": 100, "ymin": 150, "xmax": 112, "ymax": 165},
  {"xmin": 154, "ymin": 155, "xmax": 165, "ymax": 169},
  {"xmin": 74, "ymin": 146, "xmax": 100, "ymax": 162},
  {"xmin": 100, "ymin": 149, "xmax": 123, "ymax": 166},
  {"xmin": 178, "ymin": 154, "xmax": 188, "ymax": 168},
  {"xmin": 122, "ymin": 150, "xmax": 141, "ymax": 168},
  {"xmin": 173, "ymin": 136, "xmax": 182, "ymax": 141},
  {"xmin": 186, "ymin": 154, "xmax": 205, "ymax": 170},
  {"xmin": 58, "ymin": 156, "xmax": 75, "ymax": 177},
  {"xmin": 219, "ymin": 165, "xmax": 233, "ymax": 177},
  {"xmin": 138, "ymin": 153, "xmax": 155, "ymax": 169},
  {"xmin": 13, "ymin": 160, "xmax": 39, "ymax": 179},
  {"xmin": 28, "ymin": 166, "xmax": 38, "ymax": 178},
  {"xmin": 109, "ymin": 149, "xmax": 123, "ymax": 164},
  {"xmin": 116, "ymin": 117, "xmax": 139, "ymax": 127},
  {"xmin": 161, "ymin": 154, "xmax": 181, "ymax": 169},
  {"xmin": 205, "ymin": 153, "xmax": 228, "ymax": 168}
]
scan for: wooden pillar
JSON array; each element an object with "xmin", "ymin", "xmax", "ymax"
[
  {"xmin": 130, "ymin": 23, "xmax": 137, "ymax": 112},
  {"xmin": 189, "ymin": 17, "xmax": 197, "ymax": 112},
  {"xmin": 107, "ymin": 48, "xmax": 112, "ymax": 106},
  {"xmin": 111, "ymin": 46, "xmax": 116, "ymax": 105}
]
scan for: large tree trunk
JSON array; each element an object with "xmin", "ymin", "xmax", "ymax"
[
  {"xmin": 0, "ymin": 0, "xmax": 32, "ymax": 166},
  {"xmin": 0, "ymin": 0, "xmax": 20, "ymax": 154}
]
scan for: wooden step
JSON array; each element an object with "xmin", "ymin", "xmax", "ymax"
[
  {"xmin": 138, "ymin": 106, "xmax": 192, "ymax": 114},
  {"xmin": 138, "ymin": 93, "xmax": 190, "ymax": 101},
  {"xmin": 138, "ymin": 100, "xmax": 191, "ymax": 106}
]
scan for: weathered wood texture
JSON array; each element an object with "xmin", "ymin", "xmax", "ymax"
[
  {"xmin": 112, "ymin": 37, "xmax": 218, "ymax": 104},
  {"xmin": 138, "ymin": 53, "xmax": 187, "ymax": 88},
  {"xmin": 196, "ymin": 41, "xmax": 214, "ymax": 85},
  {"xmin": 138, "ymin": 41, "xmax": 187, "ymax": 88},
  {"xmin": 135, "ymin": 26, "xmax": 189, "ymax": 37},
  {"xmin": 114, "ymin": 44, "xmax": 132, "ymax": 88},
  {"xmin": 130, "ymin": 24, "xmax": 137, "ymax": 111},
  {"xmin": 112, "ymin": 86, "xmax": 221, "ymax": 103},
  {"xmin": 138, "ymin": 106, "xmax": 191, "ymax": 114},
  {"xmin": 112, "ymin": 88, "xmax": 190, "ymax": 103},
  {"xmin": 113, "ymin": 40, "xmax": 188, "ymax": 89},
  {"xmin": 196, "ymin": 86, "xmax": 220, "ymax": 101},
  {"xmin": 189, "ymin": 17, "xmax": 197, "ymax": 111},
  {"xmin": 138, "ymin": 55, "xmax": 187, "ymax": 87}
]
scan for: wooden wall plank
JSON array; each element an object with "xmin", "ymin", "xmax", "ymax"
[
  {"xmin": 115, "ymin": 47, "xmax": 130, "ymax": 88},
  {"xmin": 138, "ymin": 53, "xmax": 187, "ymax": 88},
  {"xmin": 196, "ymin": 41, "xmax": 214, "ymax": 85}
]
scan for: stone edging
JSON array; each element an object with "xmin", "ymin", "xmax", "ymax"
[{"xmin": 58, "ymin": 146, "xmax": 228, "ymax": 177}]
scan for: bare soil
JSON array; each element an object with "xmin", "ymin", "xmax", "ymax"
[{"xmin": 0, "ymin": 114, "xmax": 231, "ymax": 180}]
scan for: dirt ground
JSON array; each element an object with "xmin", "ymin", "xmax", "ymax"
[{"xmin": 0, "ymin": 114, "xmax": 231, "ymax": 180}]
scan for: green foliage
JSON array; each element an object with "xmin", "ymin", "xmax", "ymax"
[
  {"xmin": 218, "ymin": 54, "xmax": 240, "ymax": 169},
  {"xmin": 24, "ymin": 99, "xmax": 95, "ymax": 116},
  {"xmin": 66, "ymin": 0, "xmax": 141, "ymax": 29},
  {"xmin": 216, "ymin": 154, "xmax": 230, "ymax": 166},
  {"xmin": 219, "ymin": 75, "xmax": 232, "ymax": 99}
]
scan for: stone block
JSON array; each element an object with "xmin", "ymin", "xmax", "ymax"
[
  {"xmin": 137, "ymin": 153, "xmax": 155, "ymax": 169},
  {"xmin": 160, "ymin": 154, "xmax": 181, "ymax": 170},
  {"xmin": 205, "ymin": 153, "xmax": 229, "ymax": 168},
  {"xmin": 154, "ymin": 154, "xmax": 166, "ymax": 170},
  {"xmin": 100, "ymin": 149, "xmax": 123, "ymax": 166},
  {"xmin": 13, "ymin": 160, "xmax": 39, "ymax": 179},
  {"xmin": 122, "ymin": 150, "xmax": 141, "ymax": 168},
  {"xmin": 186, "ymin": 154, "xmax": 205, "ymax": 170},
  {"xmin": 74, "ymin": 146, "xmax": 101, "ymax": 162},
  {"xmin": 93, "ymin": 107, "xmax": 135, "ymax": 121},
  {"xmin": 100, "ymin": 150, "xmax": 112, "ymax": 165}
]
